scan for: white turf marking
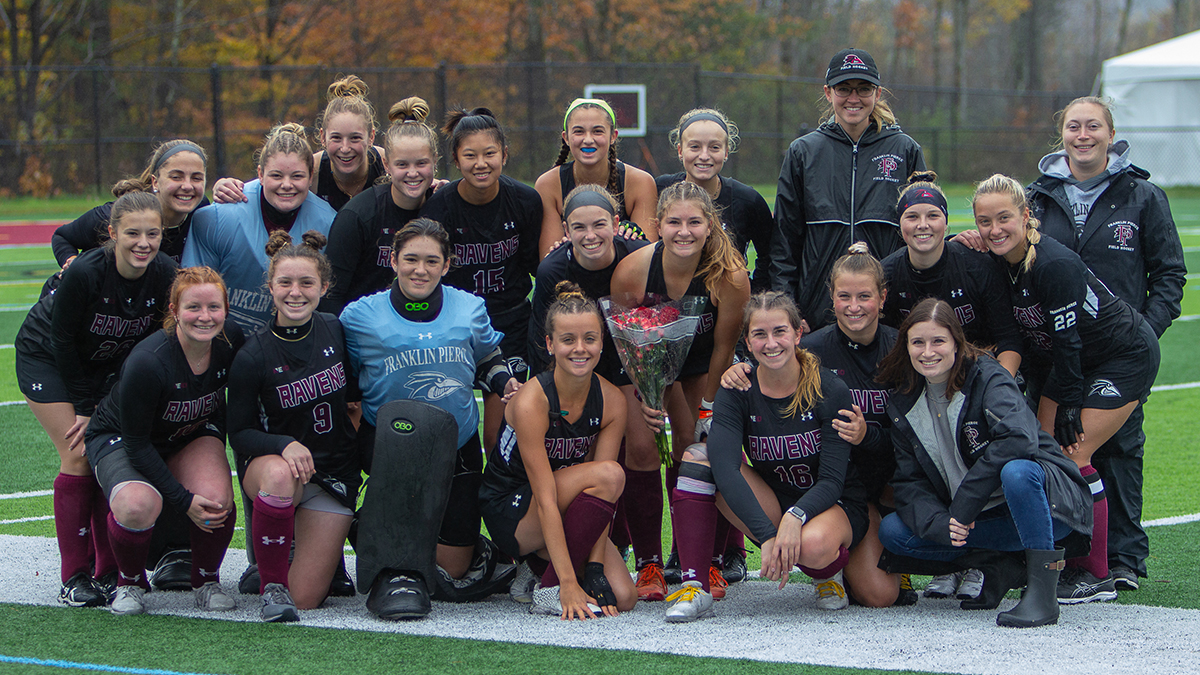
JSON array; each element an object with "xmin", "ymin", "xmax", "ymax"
[
  {"xmin": 0, "ymin": 344, "xmax": 12, "ymax": 349},
  {"xmin": 0, "ymin": 489, "xmax": 52, "ymax": 500},
  {"xmin": 1150, "ymin": 381, "xmax": 1200, "ymax": 391},
  {"xmin": 1144, "ymin": 513, "xmax": 1200, "ymax": 527},
  {"xmin": 0, "ymin": 400, "xmax": 28, "ymax": 407},
  {"xmin": 0, "ymin": 515, "xmax": 52, "ymax": 525}
]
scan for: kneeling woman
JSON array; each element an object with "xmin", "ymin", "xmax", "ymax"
[
  {"xmin": 85, "ymin": 267, "xmax": 245, "ymax": 616},
  {"xmin": 667, "ymin": 291, "xmax": 869, "ymax": 622},
  {"xmin": 481, "ymin": 283, "xmax": 635, "ymax": 620},
  {"xmin": 228, "ymin": 231, "xmax": 360, "ymax": 622},
  {"xmin": 876, "ymin": 298, "xmax": 1093, "ymax": 628}
]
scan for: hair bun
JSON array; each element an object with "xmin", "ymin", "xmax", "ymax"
[
  {"xmin": 553, "ymin": 280, "xmax": 586, "ymax": 300},
  {"xmin": 328, "ymin": 75, "xmax": 369, "ymax": 100},
  {"xmin": 111, "ymin": 178, "xmax": 150, "ymax": 198},
  {"xmin": 846, "ymin": 241, "xmax": 871, "ymax": 256},
  {"xmin": 905, "ymin": 170, "xmax": 938, "ymax": 186},
  {"xmin": 389, "ymin": 96, "xmax": 430, "ymax": 124},
  {"xmin": 265, "ymin": 230, "xmax": 294, "ymax": 257},
  {"xmin": 300, "ymin": 230, "xmax": 327, "ymax": 251}
]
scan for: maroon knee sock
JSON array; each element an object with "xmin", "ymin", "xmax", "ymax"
[
  {"xmin": 1069, "ymin": 465, "xmax": 1109, "ymax": 579},
  {"xmin": 190, "ymin": 504, "xmax": 237, "ymax": 588},
  {"xmin": 53, "ymin": 473, "xmax": 96, "ymax": 583},
  {"xmin": 800, "ymin": 545, "xmax": 850, "ymax": 580},
  {"xmin": 90, "ymin": 490, "xmax": 117, "ymax": 578},
  {"xmin": 541, "ymin": 493, "xmax": 616, "ymax": 587},
  {"xmin": 611, "ymin": 496, "xmax": 632, "ymax": 552},
  {"xmin": 623, "ymin": 467, "xmax": 664, "ymax": 569},
  {"xmin": 672, "ymin": 488, "xmax": 718, "ymax": 591},
  {"xmin": 107, "ymin": 512, "xmax": 152, "ymax": 590},
  {"xmin": 252, "ymin": 495, "xmax": 295, "ymax": 591},
  {"xmin": 711, "ymin": 514, "xmax": 732, "ymax": 566},
  {"xmin": 726, "ymin": 528, "xmax": 745, "ymax": 555}
]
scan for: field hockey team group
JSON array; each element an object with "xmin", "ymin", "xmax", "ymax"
[{"xmin": 16, "ymin": 46, "xmax": 1185, "ymax": 630}]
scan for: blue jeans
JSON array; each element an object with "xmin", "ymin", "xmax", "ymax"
[{"xmin": 880, "ymin": 460, "xmax": 1074, "ymax": 561}]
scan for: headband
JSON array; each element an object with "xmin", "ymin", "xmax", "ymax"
[
  {"xmin": 153, "ymin": 143, "xmax": 205, "ymax": 174},
  {"xmin": 563, "ymin": 98, "xmax": 617, "ymax": 131},
  {"xmin": 679, "ymin": 112, "xmax": 729, "ymax": 136},
  {"xmin": 563, "ymin": 190, "xmax": 617, "ymax": 219},
  {"xmin": 897, "ymin": 186, "xmax": 949, "ymax": 221}
]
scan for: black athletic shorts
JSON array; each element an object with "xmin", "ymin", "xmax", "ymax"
[
  {"xmin": 1040, "ymin": 321, "xmax": 1160, "ymax": 411},
  {"xmin": 766, "ymin": 481, "xmax": 871, "ymax": 550},
  {"xmin": 479, "ymin": 481, "xmax": 532, "ymax": 560},
  {"xmin": 14, "ymin": 349, "xmax": 71, "ymax": 404}
]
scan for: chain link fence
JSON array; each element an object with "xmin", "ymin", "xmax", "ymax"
[{"xmin": 3, "ymin": 62, "xmax": 1192, "ymax": 196}]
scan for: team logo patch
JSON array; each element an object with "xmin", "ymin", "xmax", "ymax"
[
  {"xmin": 841, "ymin": 54, "xmax": 868, "ymax": 70},
  {"xmin": 873, "ymin": 154, "xmax": 902, "ymax": 182},
  {"xmin": 1090, "ymin": 379, "xmax": 1122, "ymax": 398},
  {"xmin": 507, "ymin": 356, "xmax": 529, "ymax": 376},
  {"xmin": 404, "ymin": 372, "xmax": 466, "ymax": 401},
  {"xmin": 1108, "ymin": 221, "xmax": 1138, "ymax": 252},
  {"xmin": 963, "ymin": 422, "xmax": 989, "ymax": 454}
]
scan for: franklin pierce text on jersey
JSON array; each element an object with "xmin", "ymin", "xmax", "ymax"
[{"xmin": 383, "ymin": 345, "xmax": 472, "ymax": 376}]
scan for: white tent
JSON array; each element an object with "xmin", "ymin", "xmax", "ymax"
[{"xmin": 1101, "ymin": 30, "xmax": 1200, "ymax": 186}]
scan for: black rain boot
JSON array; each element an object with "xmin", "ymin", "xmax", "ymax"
[
  {"xmin": 997, "ymin": 548, "xmax": 1064, "ymax": 628},
  {"xmin": 961, "ymin": 551, "xmax": 1027, "ymax": 610}
]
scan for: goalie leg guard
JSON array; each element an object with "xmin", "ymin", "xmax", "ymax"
[
  {"xmin": 356, "ymin": 400, "xmax": 459, "ymax": 603},
  {"xmin": 431, "ymin": 535, "xmax": 518, "ymax": 603}
]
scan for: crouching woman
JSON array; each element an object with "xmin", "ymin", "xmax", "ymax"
[{"xmin": 875, "ymin": 298, "xmax": 1092, "ymax": 628}]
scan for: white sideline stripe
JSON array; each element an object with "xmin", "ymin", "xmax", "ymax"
[
  {"xmin": 1175, "ymin": 314, "xmax": 1200, "ymax": 322},
  {"xmin": 0, "ymin": 515, "xmax": 52, "ymax": 525},
  {"xmin": 0, "ymin": 489, "xmax": 52, "ymax": 500},
  {"xmin": 0, "ymin": 344, "xmax": 12, "ymax": 349},
  {"xmin": 1144, "ymin": 512, "xmax": 1200, "ymax": 527},
  {"xmin": 1150, "ymin": 380, "xmax": 1200, "ymax": 391},
  {"xmin": 0, "ymin": 400, "xmax": 27, "ymax": 407}
]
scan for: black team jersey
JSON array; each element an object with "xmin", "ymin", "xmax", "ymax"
[
  {"xmin": 1000, "ymin": 236, "xmax": 1146, "ymax": 407},
  {"xmin": 482, "ymin": 371, "xmax": 605, "ymax": 496},
  {"xmin": 227, "ymin": 313, "xmax": 361, "ymax": 509},
  {"xmin": 320, "ymin": 183, "xmax": 423, "ymax": 313},
  {"xmin": 420, "ymin": 175, "xmax": 542, "ymax": 314},
  {"xmin": 315, "ymin": 147, "xmax": 386, "ymax": 212},
  {"xmin": 51, "ymin": 200, "xmax": 209, "ymax": 265},
  {"xmin": 86, "ymin": 323, "xmax": 245, "ymax": 513},
  {"xmin": 707, "ymin": 366, "xmax": 859, "ymax": 544},
  {"xmin": 16, "ymin": 247, "xmax": 177, "ymax": 415},
  {"xmin": 527, "ymin": 237, "xmax": 650, "ymax": 379},
  {"xmin": 645, "ymin": 242, "xmax": 716, "ymax": 378},
  {"xmin": 881, "ymin": 241, "xmax": 1023, "ymax": 354},
  {"xmin": 802, "ymin": 324, "xmax": 898, "ymax": 498},
  {"xmin": 655, "ymin": 173, "xmax": 774, "ymax": 292}
]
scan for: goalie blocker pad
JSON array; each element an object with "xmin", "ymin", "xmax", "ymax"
[{"xmin": 356, "ymin": 399, "xmax": 458, "ymax": 593}]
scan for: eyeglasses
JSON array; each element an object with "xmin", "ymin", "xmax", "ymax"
[{"xmin": 832, "ymin": 84, "xmax": 878, "ymax": 98}]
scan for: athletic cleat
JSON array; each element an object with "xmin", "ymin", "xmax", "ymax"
[
  {"xmin": 924, "ymin": 572, "xmax": 962, "ymax": 599},
  {"xmin": 59, "ymin": 572, "xmax": 106, "ymax": 608},
  {"xmin": 635, "ymin": 563, "xmax": 667, "ymax": 601},
  {"xmin": 529, "ymin": 584, "xmax": 601, "ymax": 617},
  {"xmin": 149, "ymin": 549, "xmax": 192, "ymax": 591},
  {"xmin": 110, "ymin": 585, "xmax": 146, "ymax": 616},
  {"xmin": 956, "ymin": 568, "xmax": 985, "ymax": 600},
  {"xmin": 260, "ymin": 582, "xmax": 299, "ymax": 623},
  {"xmin": 94, "ymin": 571, "xmax": 118, "ymax": 605},
  {"xmin": 894, "ymin": 573, "xmax": 919, "ymax": 606},
  {"xmin": 662, "ymin": 551, "xmax": 683, "ymax": 585},
  {"xmin": 194, "ymin": 581, "xmax": 236, "ymax": 611},
  {"xmin": 1110, "ymin": 565, "xmax": 1140, "ymax": 591},
  {"xmin": 509, "ymin": 561, "xmax": 537, "ymax": 603},
  {"xmin": 327, "ymin": 558, "xmax": 356, "ymax": 597},
  {"xmin": 721, "ymin": 545, "xmax": 748, "ymax": 583},
  {"xmin": 814, "ymin": 570, "xmax": 849, "ymax": 610},
  {"xmin": 238, "ymin": 564, "xmax": 261, "ymax": 595},
  {"xmin": 664, "ymin": 580, "xmax": 715, "ymax": 623},
  {"xmin": 366, "ymin": 570, "xmax": 430, "ymax": 620},
  {"xmin": 1056, "ymin": 567, "xmax": 1118, "ymax": 604},
  {"xmin": 708, "ymin": 566, "xmax": 728, "ymax": 601}
]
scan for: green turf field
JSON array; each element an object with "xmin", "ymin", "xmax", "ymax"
[{"xmin": 0, "ymin": 191, "xmax": 1197, "ymax": 675}]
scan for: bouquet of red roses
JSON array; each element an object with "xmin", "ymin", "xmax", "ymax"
[{"xmin": 599, "ymin": 294, "xmax": 706, "ymax": 465}]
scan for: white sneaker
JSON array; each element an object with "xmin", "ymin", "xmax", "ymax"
[
  {"xmin": 924, "ymin": 572, "xmax": 963, "ymax": 598},
  {"xmin": 956, "ymin": 568, "xmax": 984, "ymax": 599},
  {"xmin": 814, "ymin": 570, "xmax": 849, "ymax": 610},
  {"xmin": 110, "ymin": 586, "xmax": 146, "ymax": 616},
  {"xmin": 664, "ymin": 580, "xmax": 715, "ymax": 623},
  {"xmin": 529, "ymin": 584, "xmax": 601, "ymax": 616},
  {"xmin": 194, "ymin": 581, "xmax": 236, "ymax": 611},
  {"xmin": 510, "ymin": 562, "xmax": 537, "ymax": 603}
]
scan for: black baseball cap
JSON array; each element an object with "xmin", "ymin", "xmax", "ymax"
[{"xmin": 826, "ymin": 48, "xmax": 881, "ymax": 87}]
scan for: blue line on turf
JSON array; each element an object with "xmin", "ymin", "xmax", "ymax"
[{"xmin": 0, "ymin": 655, "xmax": 227, "ymax": 675}]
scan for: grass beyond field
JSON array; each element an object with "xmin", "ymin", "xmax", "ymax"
[{"xmin": 0, "ymin": 192, "xmax": 1197, "ymax": 675}]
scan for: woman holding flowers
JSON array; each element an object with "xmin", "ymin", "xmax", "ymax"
[{"xmin": 609, "ymin": 180, "xmax": 750, "ymax": 601}]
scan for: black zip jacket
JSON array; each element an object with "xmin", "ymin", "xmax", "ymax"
[
  {"xmin": 1027, "ymin": 165, "xmax": 1185, "ymax": 338},
  {"xmin": 770, "ymin": 121, "xmax": 925, "ymax": 328},
  {"xmin": 887, "ymin": 354, "xmax": 1093, "ymax": 547}
]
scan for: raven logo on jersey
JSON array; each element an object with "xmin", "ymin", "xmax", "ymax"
[
  {"xmin": 507, "ymin": 356, "xmax": 528, "ymax": 376},
  {"xmin": 404, "ymin": 372, "xmax": 467, "ymax": 401},
  {"xmin": 1090, "ymin": 379, "xmax": 1122, "ymax": 398}
]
